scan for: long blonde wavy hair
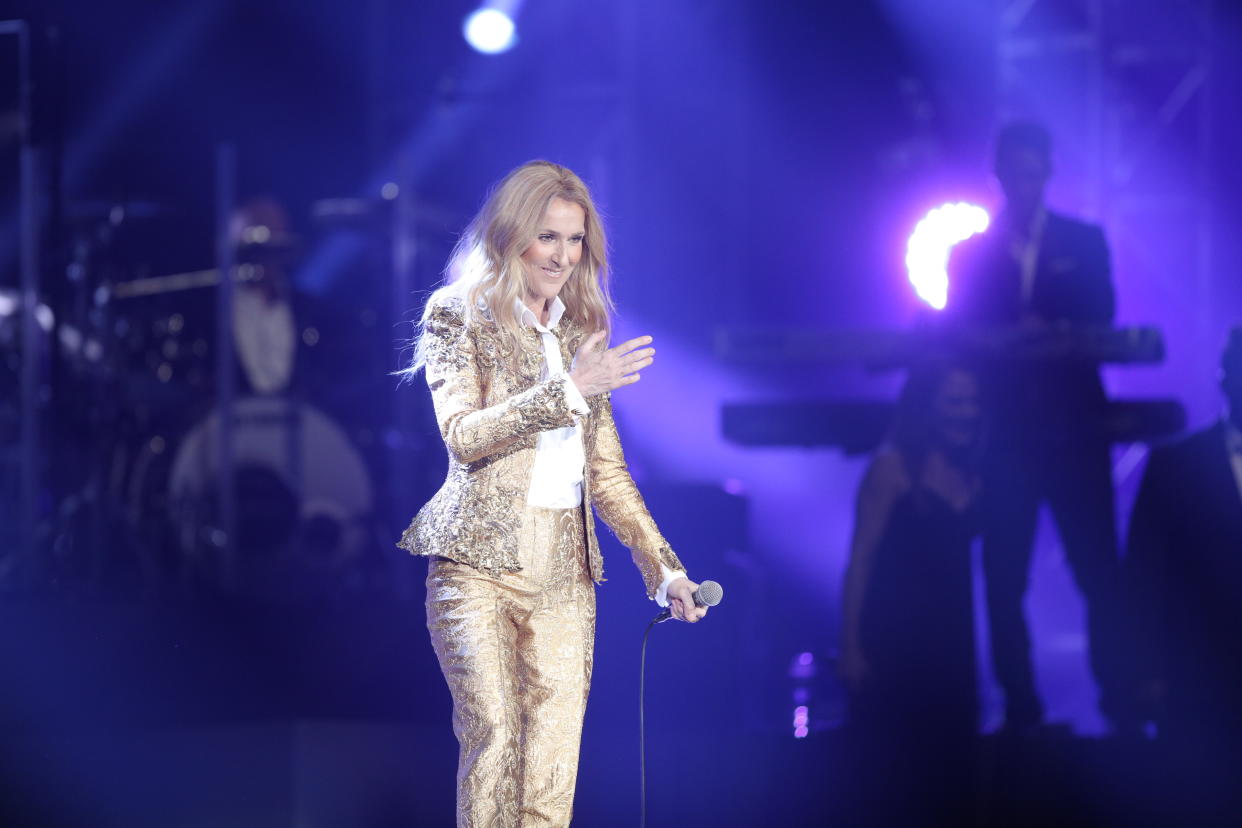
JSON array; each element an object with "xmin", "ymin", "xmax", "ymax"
[{"xmin": 409, "ymin": 160, "xmax": 613, "ymax": 374}]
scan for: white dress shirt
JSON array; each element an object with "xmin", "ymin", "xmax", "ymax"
[
  {"xmin": 517, "ymin": 298, "xmax": 685, "ymax": 606},
  {"xmin": 521, "ymin": 297, "xmax": 590, "ymax": 509},
  {"xmin": 1005, "ymin": 206, "xmax": 1047, "ymax": 307}
]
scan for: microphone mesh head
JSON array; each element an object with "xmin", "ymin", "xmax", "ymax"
[{"xmin": 696, "ymin": 580, "xmax": 724, "ymax": 607}]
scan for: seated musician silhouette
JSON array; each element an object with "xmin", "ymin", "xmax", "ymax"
[
  {"xmin": 947, "ymin": 121, "xmax": 1125, "ymax": 730},
  {"xmin": 1125, "ymin": 328, "xmax": 1242, "ymax": 815}
]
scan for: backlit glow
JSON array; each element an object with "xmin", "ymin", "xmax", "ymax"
[
  {"xmin": 905, "ymin": 202, "xmax": 989, "ymax": 310},
  {"xmin": 463, "ymin": 9, "xmax": 516, "ymax": 55}
]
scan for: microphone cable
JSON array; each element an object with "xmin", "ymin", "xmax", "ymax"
[
  {"xmin": 638, "ymin": 580, "xmax": 721, "ymax": 827},
  {"xmin": 639, "ymin": 613, "xmax": 660, "ymax": 828}
]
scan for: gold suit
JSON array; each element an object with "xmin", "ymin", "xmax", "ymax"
[{"xmin": 399, "ymin": 295, "xmax": 684, "ymax": 826}]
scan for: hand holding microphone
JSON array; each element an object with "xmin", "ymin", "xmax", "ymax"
[{"xmin": 658, "ymin": 578, "xmax": 723, "ymax": 623}]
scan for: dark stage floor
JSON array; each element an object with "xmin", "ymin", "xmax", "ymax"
[{"xmin": 0, "ymin": 596, "xmax": 1225, "ymax": 827}]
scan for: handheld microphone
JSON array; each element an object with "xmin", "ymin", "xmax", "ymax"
[{"xmin": 653, "ymin": 579, "xmax": 723, "ymax": 623}]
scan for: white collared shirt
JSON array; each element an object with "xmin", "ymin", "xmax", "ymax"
[
  {"xmin": 517, "ymin": 297, "xmax": 685, "ymax": 605},
  {"xmin": 1225, "ymin": 419, "xmax": 1242, "ymax": 505},
  {"xmin": 1005, "ymin": 206, "xmax": 1047, "ymax": 307},
  {"xmin": 519, "ymin": 297, "xmax": 590, "ymax": 510}
]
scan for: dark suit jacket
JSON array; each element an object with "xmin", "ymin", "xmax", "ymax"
[
  {"xmin": 946, "ymin": 209, "xmax": 1115, "ymax": 444},
  {"xmin": 1126, "ymin": 422, "xmax": 1242, "ymax": 734}
]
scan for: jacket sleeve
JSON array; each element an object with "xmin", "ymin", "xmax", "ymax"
[
  {"xmin": 588, "ymin": 391, "xmax": 685, "ymax": 597},
  {"xmin": 422, "ymin": 299, "xmax": 577, "ymax": 465}
]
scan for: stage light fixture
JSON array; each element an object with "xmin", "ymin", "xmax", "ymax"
[
  {"xmin": 905, "ymin": 202, "xmax": 989, "ymax": 311},
  {"xmin": 463, "ymin": 7, "xmax": 517, "ymax": 55}
]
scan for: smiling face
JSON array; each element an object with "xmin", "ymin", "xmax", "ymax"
[
  {"xmin": 519, "ymin": 197, "xmax": 586, "ymax": 316},
  {"xmin": 932, "ymin": 368, "xmax": 982, "ymax": 451}
]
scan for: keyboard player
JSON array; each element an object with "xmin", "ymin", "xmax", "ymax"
[{"xmin": 946, "ymin": 121, "xmax": 1128, "ymax": 733}]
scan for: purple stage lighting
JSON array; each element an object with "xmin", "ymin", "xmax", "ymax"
[
  {"xmin": 793, "ymin": 705, "xmax": 809, "ymax": 739},
  {"xmin": 905, "ymin": 202, "xmax": 989, "ymax": 310},
  {"xmin": 463, "ymin": 7, "xmax": 517, "ymax": 55}
]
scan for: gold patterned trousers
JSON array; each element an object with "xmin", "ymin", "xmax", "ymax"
[{"xmin": 426, "ymin": 505, "xmax": 596, "ymax": 828}]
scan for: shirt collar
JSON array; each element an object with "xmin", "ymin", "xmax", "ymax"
[
  {"xmin": 515, "ymin": 296, "xmax": 566, "ymax": 333},
  {"xmin": 1001, "ymin": 204, "xmax": 1047, "ymax": 241}
]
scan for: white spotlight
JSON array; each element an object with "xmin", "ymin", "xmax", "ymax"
[
  {"xmin": 905, "ymin": 202, "xmax": 990, "ymax": 311},
  {"xmin": 463, "ymin": 8, "xmax": 517, "ymax": 55}
]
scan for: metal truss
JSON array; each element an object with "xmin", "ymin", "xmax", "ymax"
[
  {"xmin": 1, "ymin": 19, "xmax": 41, "ymax": 589},
  {"xmin": 997, "ymin": 0, "xmax": 1216, "ymax": 413}
]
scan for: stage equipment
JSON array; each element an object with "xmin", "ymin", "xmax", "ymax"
[
  {"xmin": 717, "ymin": 324, "xmax": 1182, "ymax": 451},
  {"xmin": 55, "ymin": 186, "xmax": 383, "ymax": 593},
  {"xmin": 722, "ymin": 398, "xmax": 1186, "ymax": 454},
  {"xmin": 715, "ymin": 324, "xmax": 1165, "ymax": 368},
  {"xmin": 119, "ymin": 396, "xmax": 374, "ymax": 588},
  {"xmin": 2, "ymin": 18, "xmax": 44, "ymax": 586}
]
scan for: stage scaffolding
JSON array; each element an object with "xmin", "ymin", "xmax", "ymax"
[
  {"xmin": 997, "ymin": 0, "xmax": 1217, "ymax": 420},
  {"xmin": 1, "ymin": 19, "xmax": 43, "ymax": 589}
]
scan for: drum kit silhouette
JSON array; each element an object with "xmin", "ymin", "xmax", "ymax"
[{"xmin": 44, "ymin": 197, "xmax": 382, "ymax": 595}]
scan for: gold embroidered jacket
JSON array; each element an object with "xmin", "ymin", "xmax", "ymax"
[{"xmin": 397, "ymin": 295, "xmax": 684, "ymax": 597}]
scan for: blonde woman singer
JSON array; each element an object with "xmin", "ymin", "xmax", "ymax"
[{"xmin": 398, "ymin": 160, "xmax": 709, "ymax": 826}]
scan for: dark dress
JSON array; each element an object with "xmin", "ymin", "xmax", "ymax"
[
  {"xmin": 856, "ymin": 485, "xmax": 979, "ymax": 735},
  {"xmin": 1126, "ymin": 423, "xmax": 1242, "ymax": 822},
  {"xmin": 848, "ymin": 484, "xmax": 980, "ymax": 827}
]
